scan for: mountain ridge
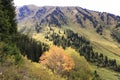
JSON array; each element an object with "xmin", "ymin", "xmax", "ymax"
[
  {"xmin": 16, "ymin": 5, "xmax": 120, "ymax": 44},
  {"xmin": 16, "ymin": 5, "xmax": 120, "ymax": 33}
]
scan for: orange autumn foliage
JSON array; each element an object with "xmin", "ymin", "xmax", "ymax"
[{"xmin": 39, "ymin": 46, "xmax": 75, "ymax": 75}]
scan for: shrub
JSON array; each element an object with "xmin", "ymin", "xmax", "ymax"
[{"xmin": 0, "ymin": 42, "xmax": 22, "ymax": 65}]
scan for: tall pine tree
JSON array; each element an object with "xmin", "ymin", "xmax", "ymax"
[
  {"xmin": 0, "ymin": 0, "xmax": 17, "ymax": 35},
  {"xmin": 0, "ymin": 0, "xmax": 9, "ymax": 34}
]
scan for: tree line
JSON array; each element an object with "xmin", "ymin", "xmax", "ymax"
[
  {"xmin": 45, "ymin": 29, "xmax": 120, "ymax": 72},
  {"xmin": 1, "ymin": 33, "xmax": 49, "ymax": 62},
  {"xmin": 12, "ymin": 34, "xmax": 49, "ymax": 62}
]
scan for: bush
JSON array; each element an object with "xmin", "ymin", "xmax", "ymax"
[{"xmin": 0, "ymin": 42, "xmax": 22, "ymax": 65}]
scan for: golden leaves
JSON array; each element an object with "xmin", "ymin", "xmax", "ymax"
[{"xmin": 39, "ymin": 46, "xmax": 75, "ymax": 75}]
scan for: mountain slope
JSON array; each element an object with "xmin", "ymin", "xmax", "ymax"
[
  {"xmin": 16, "ymin": 5, "xmax": 120, "ymax": 61},
  {"xmin": 16, "ymin": 5, "xmax": 120, "ymax": 34},
  {"xmin": 16, "ymin": 5, "xmax": 120, "ymax": 80}
]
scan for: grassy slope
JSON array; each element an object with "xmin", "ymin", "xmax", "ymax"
[
  {"xmin": 32, "ymin": 26, "xmax": 65, "ymax": 45},
  {"xmin": 20, "ymin": 56, "xmax": 65, "ymax": 80},
  {"xmin": 31, "ymin": 25, "xmax": 120, "ymax": 80},
  {"xmin": 65, "ymin": 47, "xmax": 93, "ymax": 80},
  {"xmin": 32, "ymin": 28, "xmax": 93, "ymax": 80},
  {"xmin": 67, "ymin": 25, "xmax": 120, "ymax": 64},
  {"xmin": 0, "ymin": 42, "xmax": 65, "ymax": 80},
  {"xmin": 65, "ymin": 25, "xmax": 120, "ymax": 80},
  {"xmin": 91, "ymin": 64, "xmax": 120, "ymax": 80},
  {"xmin": 0, "ymin": 56, "xmax": 65, "ymax": 80},
  {"xmin": 65, "ymin": 47, "xmax": 120, "ymax": 80}
]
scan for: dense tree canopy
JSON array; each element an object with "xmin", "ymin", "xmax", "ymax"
[
  {"xmin": 0, "ymin": 0, "xmax": 48, "ymax": 63},
  {"xmin": 0, "ymin": 0, "xmax": 17, "ymax": 35}
]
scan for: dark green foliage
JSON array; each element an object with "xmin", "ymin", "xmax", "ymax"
[
  {"xmin": 104, "ymin": 56, "xmax": 108, "ymax": 67},
  {"xmin": 116, "ymin": 65, "xmax": 120, "ymax": 72},
  {"xmin": 0, "ymin": 42, "xmax": 22, "ymax": 65},
  {"xmin": 46, "ymin": 29, "xmax": 120, "ymax": 72},
  {"xmin": 96, "ymin": 25, "xmax": 103, "ymax": 35},
  {"xmin": 0, "ymin": 0, "xmax": 48, "ymax": 63},
  {"xmin": 75, "ymin": 14, "xmax": 83, "ymax": 27},
  {"xmin": 0, "ymin": 0, "xmax": 17, "ymax": 34},
  {"xmin": 0, "ymin": 33, "xmax": 49, "ymax": 62},
  {"xmin": 116, "ymin": 23, "xmax": 120, "ymax": 28},
  {"xmin": 0, "ymin": 0, "xmax": 21, "ymax": 65},
  {"xmin": 12, "ymin": 34, "xmax": 49, "ymax": 62},
  {"xmin": 92, "ymin": 70, "xmax": 102, "ymax": 80},
  {"xmin": 111, "ymin": 29, "xmax": 120, "ymax": 43}
]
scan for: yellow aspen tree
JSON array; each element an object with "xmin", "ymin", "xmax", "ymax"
[{"xmin": 39, "ymin": 46, "xmax": 75, "ymax": 75}]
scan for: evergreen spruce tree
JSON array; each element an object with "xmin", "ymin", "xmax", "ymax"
[
  {"xmin": 104, "ymin": 56, "xmax": 108, "ymax": 66},
  {"xmin": 0, "ymin": 0, "xmax": 9, "ymax": 34},
  {"xmin": 0, "ymin": 0, "xmax": 17, "ymax": 35}
]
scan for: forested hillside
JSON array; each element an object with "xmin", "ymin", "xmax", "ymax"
[
  {"xmin": 1, "ymin": 1, "xmax": 120, "ymax": 79},
  {"xmin": 0, "ymin": 0, "xmax": 96, "ymax": 80},
  {"xmin": 16, "ymin": 5, "xmax": 120, "ymax": 80}
]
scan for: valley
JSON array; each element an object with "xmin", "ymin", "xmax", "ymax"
[{"xmin": 0, "ymin": 2, "xmax": 120, "ymax": 79}]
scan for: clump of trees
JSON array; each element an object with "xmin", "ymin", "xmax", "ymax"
[
  {"xmin": 0, "ymin": 33, "xmax": 49, "ymax": 62},
  {"xmin": 92, "ymin": 70, "xmax": 102, "ymax": 80},
  {"xmin": 39, "ymin": 46, "xmax": 75, "ymax": 75},
  {"xmin": 0, "ymin": 42, "xmax": 22, "ymax": 65},
  {"xmin": 111, "ymin": 29, "xmax": 120, "ymax": 43},
  {"xmin": 45, "ymin": 29, "xmax": 120, "ymax": 72},
  {"xmin": 12, "ymin": 34, "xmax": 49, "ymax": 62},
  {"xmin": 96, "ymin": 25, "xmax": 103, "ymax": 35}
]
